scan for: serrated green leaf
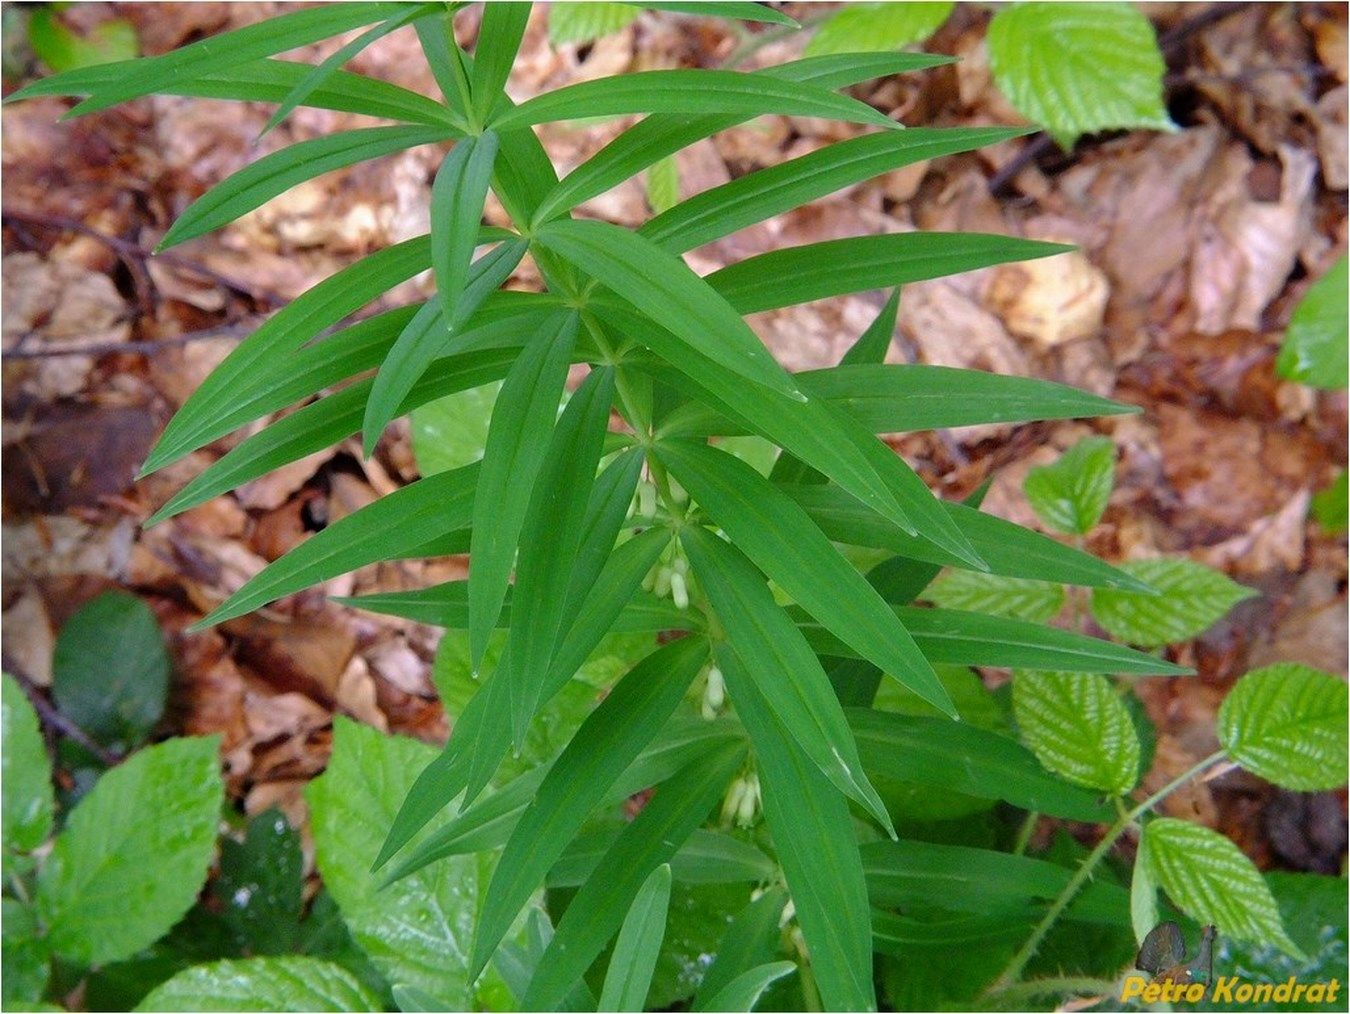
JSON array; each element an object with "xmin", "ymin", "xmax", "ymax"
[
  {"xmin": 492, "ymin": 69, "xmax": 900, "ymax": 131},
  {"xmin": 1023, "ymin": 436, "xmax": 1116, "ymax": 535},
  {"xmin": 135, "ymin": 956, "xmax": 381, "ymax": 1013},
  {"xmin": 693, "ymin": 888, "xmax": 789, "ymax": 1011},
  {"xmin": 471, "ymin": 3, "xmax": 530, "ymax": 122},
  {"xmin": 308, "ymin": 718, "xmax": 484, "ymax": 1007},
  {"xmin": 725, "ymin": 671, "xmax": 875, "ymax": 1012},
  {"xmin": 680, "ymin": 525, "xmax": 896, "ymax": 832},
  {"xmin": 1, "ymin": 897, "xmax": 49, "ymax": 1010},
  {"xmin": 468, "ymin": 312, "xmax": 579, "ymax": 669},
  {"xmin": 987, "ymin": 2, "xmax": 1173, "ymax": 148},
  {"xmin": 661, "ymin": 441, "xmax": 952, "ymax": 715},
  {"xmin": 599, "ymin": 864, "xmax": 673, "ymax": 1012},
  {"xmin": 807, "ymin": 2, "xmax": 951, "ymax": 56},
  {"xmin": 1312, "ymin": 469, "xmax": 1348, "ymax": 534},
  {"xmin": 1145, "ymin": 818, "xmax": 1302, "ymax": 958},
  {"xmin": 1277, "ymin": 254, "xmax": 1347, "ymax": 390},
  {"xmin": 518, "ymin": 744, "xmax": 747, "ymax": 1007},
  {"xmin": 710, "ymin": 233, "xmax": 1070, "ymax": 314},
  {"xmin": 159, "ymin": 125, "xmax": 450, "ymax": 251},
  {"xmin": 548, "ymin": 2, "xmax": 639, "ymax": 45},
  {"xmin": 212, "ymin": 808, "xmax": 304, "ymax": 956},
  {"xmin": 197, "ymin": 463, "xmax": 479, "ymax": 628},
  {"xmin": 926, "ymin": 571, "xmax": 1065, "ymax": 623},
  {"xmin": 1217, "ymin": 663, "xmax": 1348, "ymax": 791},
  {"xmin": 2, "ymin": 674, "xmax": 53, "ymax": 855},
  {"xmin": 52, "ymin": 590, "xmax": 169, "ymax": 753},
  {"xmin": 471, "ymin": 637, "xmax": 707, "ymax": 977},
  {"xmin": 848, "ymin": 709, "xmax": 1114, "ymax": 822},
  {"xmin": 37, "ymin": 736, "xmax": 223, "ymax": 965},
  {"xmin": 1013, "ymin": 671, "xmax": 1140, "ymax": 795},
  {"xmin": 1090, "ymin": 558, "xmax": 1256, "ymax": 647}
]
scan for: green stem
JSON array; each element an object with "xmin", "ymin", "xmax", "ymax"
[
  {"xmin": 988, "ymin": 750, "xmax": 1226, "ymax": 993},
  {"xmin": 1012, "ymin": 811, "xmax": 1039, "ymax": 856},
  {"xmin": 993, "ymin": 976, "xmax": 1120, "ymax": 1006}
]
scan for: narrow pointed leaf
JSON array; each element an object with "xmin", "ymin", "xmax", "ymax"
[
  {"xmin": 693, "ymin": 888, "xmax": 789, "ymax": 1011},
  {"xmin": 430, "ymin": 133, "xmax": 502, "ymax": 327},
  {"xmin": 415, "ymin": 14, "xmax": 472, "ymax": 112},
  {"xmin": 471, "ymin": 3, "xmax": 530, "ymax": 122},
  {"xmin": 637, "ymin": 2, "xmax": 797, "ymax": 26},
  {"xmin": 663, "ymin": 441, "xmax": 952, "ymax": 715},
  {"xmin": 547, "ymin": 827, "xmax": 774, "ymax": 888},
  {"xmin": 699, "ymin": 963, "xmax": 797, "ymax": 1012},
  {"xmin": 598, "ymin": 864, "xmax": 672, "ymax": 1012},
  {"xmin": 681, "ymin": 525, "xmax": 895, "ymax": 832}
]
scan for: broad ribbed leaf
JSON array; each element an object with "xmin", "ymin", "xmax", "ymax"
[
  {"xmin": 698, "ymin": 963, "xmax": 797, "ymax": 1013},
  {"xmin": 725, "ymin": 670, "xmax": 875, "ymax": 1012},
  {"xmin": 503, "ymin": 367, "xmax": 615, "ymax": 741},
  {"xmin": 468, "ymin": 312, "xmax": 579, "ymax": 668},
  {"xmin": 806, "ymin": 2, "xmax": 951, "ymax": 56},
  {"xmin": 1217, "ymin": 664, "xmax": 1348, "ymax": 791},
  {"xmin": 548, "ymin": 2, "xmax": 638, "ymax": 45},
  {"xmin": 538, "ymin": 220, "xmax": 801, "ymax": 399},
  {"xmin": 492, "ymin": 69, "xmax": 900, "ymax": 131},
  {"xmin": 802, "ymin": 606, "xmax": 1190, "ymax": 675},
  {"xmin": 1145, "ymin": 819, "xmax": 1301, "ymax": 958},
  {"xmin": 926, "ymin": 571, "xmax": 1065, "ymax": 623},
  {"xmin": 159, "ymin": 126, "xmax": 449, "ymax": 250},
  {"xmin": 662, "ymin": 441, "xmax": 952, "ymax": 714},
  {"xmin": 680, "ymin": 525, "xmax": 895, "ymax": 831},
  {"xmin": 709, "ymin": 233, "xmax": 1072, "ymax": 314},
  {"xmin": 987, "ymin": 2, "xmax": 1172, "ymax": 148},
  {"xmin": 1012, "ymin": 671, "xmax": 1141, "ymax": 795},
  {"xmin": 135, "ymin": 957, "xmax": 380, "ymax": 1013},
  {"xmin": 599, "ymin": 864, "xmax": 672, "ymax": 1012},
  {"xmin": 1276, "ymin": 253, "xmax": 1347, "ymax": 390},
  {"xmin": 644, "ymin": 128, "xmax": 1025, "ymax": 254},
  {"xmin": 847, "ymin": 709, "xmax": 1113, "ymax": 821},
  {"xmin": 1090, "ymin": 558, "xmax": 1256, "ymax": 647},
  {"xmin": 196, "ymin": 464, "xmax": 479, "ymax": 628},
  {"xmin": 532, "ymin": 52, "xmax": 951, "ymax": 223},
  {"xmin": 1023, "ymin": 436, "xmax": 1116, "ymax": 535},
  {"xmin": 471, "ymin": 3, "xmax": 530, "ymax": 121},
  {"xmin": 517, "ymin": 744, "xmax": 747, "ymax": 1007},
  {"xmin": 261, "ymin": 5, "xmax": 439, "ymax": 135},
  {"xmin": 472, "ymin": 637, "xmax": 707, "ymax": 976},
  {"xmin": 2, "ymin": 674, "xmax": 53, "ymax": 855},
  {"xmin": 693, "ymin": 888, "xmax": 789, "ymax": 1011}
]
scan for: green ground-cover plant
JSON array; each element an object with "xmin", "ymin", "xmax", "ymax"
[{"xmin": 6, "ymin": 3, "xmax": 1347, "ymax": 1011}]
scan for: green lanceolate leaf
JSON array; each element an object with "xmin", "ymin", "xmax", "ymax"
[
  {"xmin": 637, "ymin": 2, "xmax": 797, "ymax": 26},
  {"xmin": 472, "ymin": 637, "xmax": 708, "ymax": 976},
  {"xmin": 416, "ymin": 12, "xmax": 473, "ymax": 112},
  {"xmin": 1089, "ymin": 558, "xmax": 1256, "ymax": 647},
  {"xmin": 698, "ymin": 962, "xmax": 797, "ymax": 1013},
  {"xmin": 503, "ymin": 367, "xmax": 616, "ymax": 742},
  {"xmin": 1144, "ymin": 818, "xmax": 1301, "ymax": 958},
  {"xmin": 2, "ymin": 674, "xmax": 53, "ymax": 855},
  {"xmin": 842, "ymin": 289, "xmax": 900, "ymax": 367},
  {"xmin": 516, "ymin": 744, "xmax": 747, "ymax": 1007},
  {"xmin": 468, "ymin": 312, "xmax": 579, "ymax": 669},
  {"xmin": 987, "ymin": 1, "xmax": 1173, "ymax": 149},
  {"xmin": 1012, "ymin": 671, "xmax": 1141, "ymax": 795},
  {"xmin": 599, "ymin": 864, "xmax": 673, "ymax": 1012},
  {"xmin": 538, "ymin": 219, "xmax": 801, "ymax": 399},
  {"xmin": 644, "ymin": 128, "xmax": 1026, "ymax": 254},
  {"xmin": 430, "ymin": 133, "xmax": 502, "ymax": 328},
  {"xmin": 1276, "ymin": 253, "xmax": 1348, "ymax": 390},
  {"xmin": 807, "ymin": 2, "xmax": 952, "ymax": 56},
  {"xmin": 1131, "ymin": 834, "xmax": 1160, "ymax": 946},
  {"xmin": 37, "ymin": 737, "xmax": 223, "ymax": 965},
  {"xmin": 847, "ymin": 708, "xmax": 1113, "ymax": 822},
  {"xmin": 471, "ymin": 3, "xmax": 530, "ymax": 122},
  {"xmin": 135, "ymin": 957, "xmax": 381, "ymax": 1013},
  {"xmin": 926, "ymin": 571, "xmax": 1065, "ymax": 623},
  {"xmin": 661, "ymin": 441, "xmax": 952, "ymax": 715},
  {"xmin": 727, "ymin": 671, "xmax": 875, "ymax": 1012},
  {"xmin": 548, "ymin": 827, "xmax": 773, "ymax": 888},
  {"xmin": 197, "ymin": 463, "xmax": 479, "ymax": 628},
  {"xmin": 679, "ymin": 524, "xmax": 895, "ymax": 832},
  {"xmin": 1217, "ymin": 663, "xmax": 1349, "ymax": 791},
  {"xmin": 709, "ymin": 233, "xmax": 1072, "ymax": 314},
  {"xmin": 693, "ymin": 888, "xmax": 790, "ymax": 1011},
  {"xmin": 548, "ymin": 2, "xmax": 639, "ymax": 45},
  {"xmin": 159, "ymin": 125, "xmax": 451, "ymax": 250},
  {"xmin": 491, "ymin": 69, "xmax": 900, "ymax": 131},
  {"xmin": 1023, "ymin": 436, "xmax": 1116, "ymax": 535}
]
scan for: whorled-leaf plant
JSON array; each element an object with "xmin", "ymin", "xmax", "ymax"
[{"xmin": 17, "ymin": 4, "xmax": 1339, "ymax": 1011}]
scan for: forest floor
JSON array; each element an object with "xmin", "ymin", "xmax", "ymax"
[{"xmin": 2, "ymin": 2, "xmax": 1346, "ymax": 878}]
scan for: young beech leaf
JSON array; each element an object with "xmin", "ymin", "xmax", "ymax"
[
  {"xmin": 1276, "ymin": 253, "xmax": 1348, "ymax": 390},
  {"xmin": 1217, "ymin": 663, "xmax": 1349, "ymax": 791},
  {"xmin": 599, "ymin": 864, "xmax": 673, "ymax": 1012},
  {"xmin": 1090, "ymin": 557, "xmax": 1256, "ymax": 647},
  {"xmin": 135, "ymin": 956, "xmax": 381, "ymax": 1013},
  {"xmin": 1022, "ymin": 436, "xmax": 1117, "ymax": 535},
  {"xmin": 1144, "ymin": 818, "xmax": 1302, "ymax": 959},
  {"xmin": 1012, "ymin": 670, "xmax": 1141, "ymax": 795},
  {"xmin": 926, "ymin": 571, "xmax": 1065, "ymax": 623},
  {"xmin": 987, "ymin": 1, "xmax": 1173, "ymax": 149},
  {"xmin": 2, "ymin": 674, "xmax": 53, "ymax": 855},
  {"xmin": 806, "ymin": 2, "xmax": 952, "ymax": 57},
  {"xmin": 37, "ymin": 736, "xmax": 223, "ymax": 965}
]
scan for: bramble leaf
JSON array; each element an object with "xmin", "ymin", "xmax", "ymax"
[
  {"xmin": 1, "ymin": 674, "xmax": 53, "ymax": 856},
  {"xmin": 1217, "ymin": 663, "xmax": 1348, "ymax": 791},
  {"xmin": 1023, "ymin": 436, "xmax": 1116, "ymax": 535},
  {"xmin": 1012, "ymin": 671, "xmax": 1141, "ymax": 795},
  {"xmin": 926, "ymin": 571, "xmax": 1065, "ymax": 623},
  {"xmin": 806, "ymin": 2, "xmax": 951, "ymax": 56},
  {"xmin": 136, "ymin": 957, "xmax": 380, "ymax": 1013},
  {"xmin": 1089, "ymin": 558, "xmax": 1256, "ymax": 647},
  {"xmin": 1276, "ymin": 253, "xmax": 1348, "ymax": 390}
]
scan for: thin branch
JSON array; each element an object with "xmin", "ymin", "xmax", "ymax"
[
  {"xmin": 1, "ymin": 321, "xmax": 256, "ymax": 360},
  {"xmin": 3, "ymin": 663, "xmax": 122, "ymax": 767}
]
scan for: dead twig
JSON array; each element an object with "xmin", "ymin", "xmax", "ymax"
[
  {"xmin": 1, "ymin": 321, "xmax": 256, "ymax": 360},
  {"xmin": 3, "ymin": 662, "xmax": 123, "ymax": 767}
]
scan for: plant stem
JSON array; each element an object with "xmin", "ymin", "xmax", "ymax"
[
  {"xmin": 1012, "ymin": 811, "xmax": 1039, "ymax": 856},
  {"xmin": 987, "ymin": 750, "xmax": 1226, "ymax": 993}
]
